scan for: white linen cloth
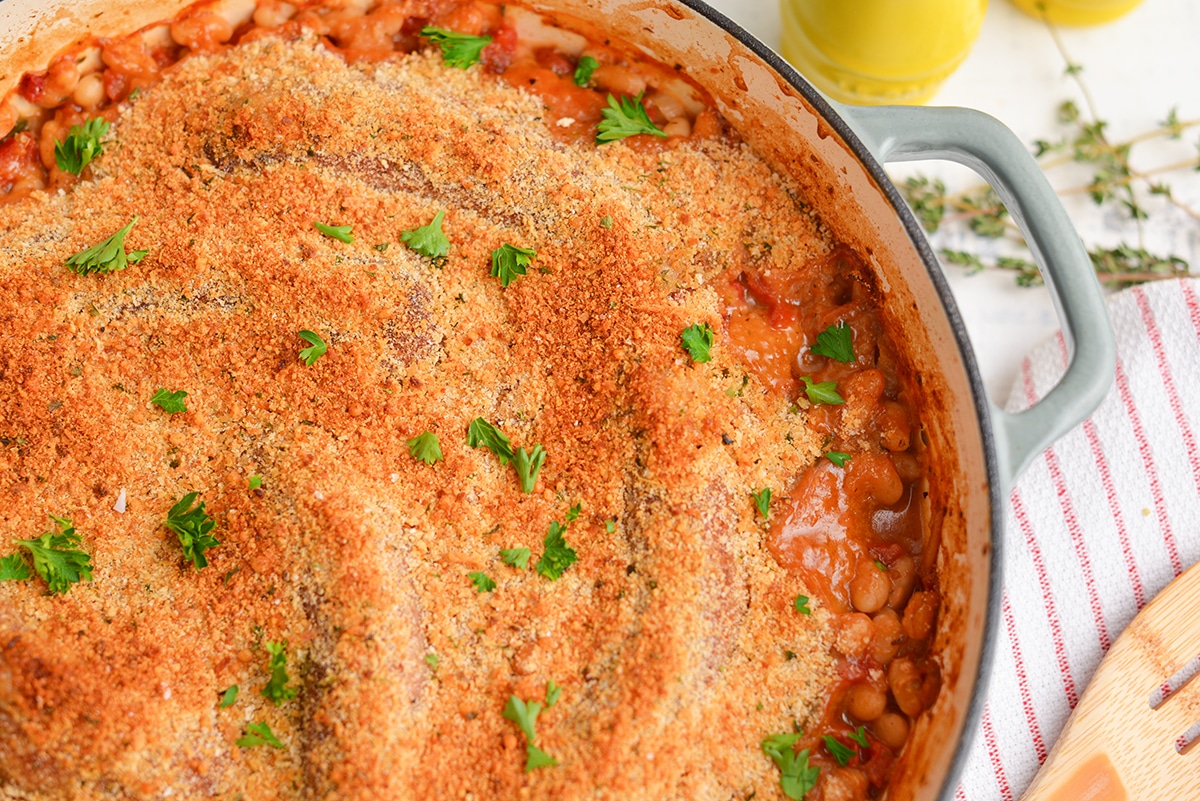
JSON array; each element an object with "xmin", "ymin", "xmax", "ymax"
[{"xmin": 954, "ymin": 277, "xmax": 1200, "ymax": 799}]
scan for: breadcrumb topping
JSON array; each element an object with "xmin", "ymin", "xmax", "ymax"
[{"xmin": 0, "ymin": 36, "xmax": 843, "ymax": 800}]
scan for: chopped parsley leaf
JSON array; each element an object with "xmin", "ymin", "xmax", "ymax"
[
  {"xmin": 0, "ymin": 553, "xmax": 31, "ymax": 582},
  {"xmin": 503, "ymin": 694, "xmax": 559, "ymax": 771},
  {"xmin": 848, "ymin": 726, "xmax": 870, "ymax": 749},
  {"xmin": 424, "ymin": 652, "xmax": 440, "ymax": 670},
  {"xmin": 525, "ymin": 745, "xmax": 558, "ymax": 770},
  {"xmin": 248, "ymin": 475, "xmax": 263, "ymax": 490},
  {"xmin": 800, "ymin": 376, "xmax": 844, "ymax": 405},
  {"xmin": 501, "ymin": 547, "xmax": 531, "ymax": 570},
  {"xmin": 514, "ymin": 444, "xmax": 546, "ymax": 493},
  {"xmin": 164, "ymin": 492, "xmax": 219, "ymax": 570},
  {"xmin": 605, "ymin": 519, "xmax": 616, "ymax": 534},
  {"xmin": 421, "ymin": 27, "xmax": 493, "ymax": 69},
  {"xmin": 314, "ymin": 222, "xmax": 354, "ymax": 243},
  {"xmin": 826, "ymin": 451, "xmax": 852, "ymax": 467},
  {"xmin": 297, "ymin": 330, "xmax": 327, "ymax": 366},
  {"xmin": 752, "ymin": 488, "xmax": 772, "ymax": 521},
  {"xmin": 535, "ymin": 521, "xmax": 577, "ymax": 581},
  {"xmin": 600, "ymin": 215, "xmax": 614, "ymax": 229},
  {"xmin": 236, "ymin": 721, "xmax": 285, "ymax": 749},
  {"xmin": 374, "ymin": 242, "xmax": 390, "ymax": 252},
  {"xmin": 66, "ymin": 217, "xmax": 147, "ymax": 276},
  {"xmin": 810, "ymin": 321, "xmax": 855, "ymax": 363},
  {"xmin": 874, "ymin": 559, "xmax": 888, "ymax": 571},
  {"xmin": 219, "ymin": 685, "xmax": 238, "ymax": 708},
  {"xmin": 469, "ymin": 571, "xmax": 496, "ymax": 592},
  {"xmin": 761, "ymin": 734, "xmax": 820, "ymax": 800},
  {"xmin": 545, "ymin": 680, "xmax": 562, "ymax": 708},
  {"xmin": 565, "ymin": 503, "xmax": 582, "ymax": 522},
  {"xmin": 407, "ymin": 431, "xmax": 444, "ymax": 465},
  {"xmin": 55, "ymin": 117, "xmax": 110, "ymax": 175},
  {"xmin": 823, "ymin": 735, "xmax": 856, "ymax": 767},
  {"xmin": 261, "ymin": 641, "xmax": 297, "ymax": 705},
  {"xmin": 596, "ymin": 92, "xmax": 667, "ymax": 143},
  {"xmin": 15, "ymin": 516, "xmax": 93, "ymax": 594},
  {"xmin": 490, "ymin": 243, "xmax": 536, "ymax": 287},
  {"xmin": 573, "ymin": 55, "xmax": 599, "ymax": 87},
  {"xmin": 400, "ymin": 210, "xmax": 450, "ymax": 259},
  {"xmin": 467, "ymin": 418, "xmax": 514, "ymax": 465},
  {"xmin": 794, "ymin": 594, "xmax": 811, "ymax": 615},
  {"xmin": 150, "ymin": 388, "xmax": 188, "ymax": 414},
  {"xmin": 681, "ymin": 322, "xmax": 714, "ymax": 363}
]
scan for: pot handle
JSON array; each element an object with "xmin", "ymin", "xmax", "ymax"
[{"xmin": 832, "ymin": 103, "xmax": 1115, "ymax": 488}]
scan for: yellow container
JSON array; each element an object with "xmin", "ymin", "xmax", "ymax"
[
  {"xmin": 780, "ymin": 0, "xmax": 988, "ymax": 106},
  {"xmin": 1009, "ymin": 0, "xmax": 1143, "ymax": 26}
]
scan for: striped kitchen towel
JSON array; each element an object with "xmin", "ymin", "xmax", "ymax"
[{"xmin": 954, "ymin": 277, "xmax": 1200, "ymax": 799}]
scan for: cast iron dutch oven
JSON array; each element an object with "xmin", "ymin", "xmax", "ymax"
[{"xmin": 0, "ymin": 1, "xmax": 1116, "ymax": 798}]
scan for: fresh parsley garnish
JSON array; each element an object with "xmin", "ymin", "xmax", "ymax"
[
  {"xmin": 55, "ymin": 117, "xmax": 110, "ymax": 175},
  {"xmin": 874, "ymin": 559, "xmax": 889, "ymax": 571},
  {"xmin": 752, "ymin": 488, "xmax": 772, "ymax": 521},
  {"xmin": 761, "ymin": 734, "xmax": 820, "ymax": 800},
  {"xmin": 424, "ymin": 652, "xmax": 440, "ymax": 670},
  {"xmin": 794, "ymin": 594, "xmax": 811, "ymax": 615},
  {"xmin": 314, "ymin": 222, "xmax": 354, "ymax": 243},
  {"xmin": 0, "ymin": 553, "xmax": 31, "ymax": 581},
  {"xmin": 823, "ymin": 735, "xmax": 856, "ymax": 767},
  {"xmin": 421, "ymin": 27, "xmax": 492, "ymax": 69},
  {"xmin": 297, "ymin": 330, "xmax": 327, "ymax": 366},
  {"xmin": 810, "ymin": 321, "xmax": 855, "ymax": 363},
  {"xmin": 573, "ymin": 55, "xmax": 599, "ymax": 87},
  {"xmin": 467, "ymin": 418, "xmax": 514, "ymax": 465},
  {"xmin": 401, "ymin": 210, "xmax": 450, "ymax": 259},
  {"xmin": 490, "ymin": 243, "xmax": 536, "ymax": 287},
  {"xmin": 66, "ymin": 217, "xmax": 148, "ymax": 276},
  {"xmin": 262, "ymin": 640, "xmax": 297, "ymax": 705},
  {"xmin": 164, "ymin": 492, "xmax": 219, "ymax": 570},
  {"xmin": 848, "ymin": 726, "xmax": 870, "ymax": 749},
  {"xmin": 605, "ymin": 519, "xmax": 616, "ymax": 534},
  {"xmin": 545, "ymin": 680, "xmax": 562, "ymax": 708},
  {"xmin": 150, "ymin": 388, "xmax": 188, "ymax": 414},
  {"xmin": 800, "ymin": 376, "xmax": 844, "ymax": 405},
  {"xmin": 407, "ymin": 431, "xmax": 444, "ymax": 465},
  {"xmin": 248, "ymin": 475, "xmax": 263, "ymax": 490},
  {"xmin": 596, "ymin": 92, "xmax": 667, "ymax": 143},
  {"xmin": 565, "ymin": 503, "xmax": 581, "ymax": 522},
  {"xmin": 501, "ymin": 547, "xmax": 531, "ymax": 569},
  {"xmin": 219, "ymin": 685, "xmax": 239, "ymax": 708},
  {"xmin": 469, "ymin": 571, "xmax": 496, "ymax": 592},
  {"xmin": 535, "ymin": 521, "xmax": 577, "ymax": 581},
  {"xmin": 681, "ymin": 322, "xmax": 714, "ymax": 363},
  {"xmin": 15, "ymin": 516, "xmax": 93, "ymax": 595},
  {"xmin": 236, "ymin": 721, "xmax": 285, "ymax": 749},
  {"xmin": 600, "ymin": 215, "xmax": 614, "ymax": 229},
  {"xmin": 514, "ymin": 444, "xmax": 546, "ymax": 493},
  {"xmin": 503, "ymin": 694, "xmax": 559, "ymax": 771},
  {"xmin": 826, "ymin": 451, "xmax": 852, "ymax": 467}
]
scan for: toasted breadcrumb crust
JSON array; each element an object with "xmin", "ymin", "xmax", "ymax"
[{"xmin": 0, "ymin": 36, "xmax": 844, "ymax": 800}]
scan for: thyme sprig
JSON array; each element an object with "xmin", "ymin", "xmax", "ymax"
[{"xmin": 899, "ymin": 21, "xmax": 1198, "ymax": 289}]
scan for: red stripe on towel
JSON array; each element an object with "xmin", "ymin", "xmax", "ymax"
[
  {"xmin": 1011, "ymin": 489, "xmax": 1078, "ymax": 707},
  {"xmin": 1003, "ymin": 591, "xmax": 1047, "ymax": 762},
  {"xmin": 1044, "ymin": 446, "xmax": 1112, "ymax": 651},
  {"xmin": 1134, "ymin": 286, "xmax": 1200, "ymax": 499},
  {"xmin": 1084, "ymin": 419, "xmax": 1146, "ymax": 608},
  {"xmin": 982, "ymin": 705, "xmax": 1013, "ymax": 801},
  {"xmin": 1115, "ymin": 359, "xmax": 1183, "ymax": 576}
]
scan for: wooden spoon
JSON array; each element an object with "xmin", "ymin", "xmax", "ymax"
[{"xmin": 1020, "ymin": 560, "xmax": 1200, "ymax": 801}]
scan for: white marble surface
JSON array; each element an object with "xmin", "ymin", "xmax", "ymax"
[{"xmin": 703, "ymin": 0, "xmax": 1200, "ymax": 402}]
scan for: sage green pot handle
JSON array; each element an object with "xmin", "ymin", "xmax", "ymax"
[{"xmin": 833, "ymin": 103, "xmax": 1115, "ymax": 489}]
